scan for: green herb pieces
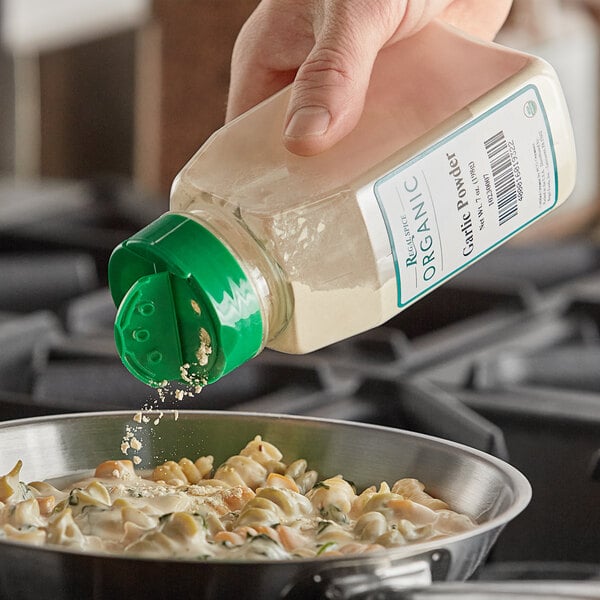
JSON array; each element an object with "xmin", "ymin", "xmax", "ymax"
[{"xmin": 317, "ymin": 541, "xmax": 336, "ymax": 556}]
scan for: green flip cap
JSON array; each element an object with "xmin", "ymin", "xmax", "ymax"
[{"xmin": 108, "ymin": 213, "xmax": 263, "ymax": 386}]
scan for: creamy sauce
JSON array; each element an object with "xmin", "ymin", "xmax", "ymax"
[{"xmin": 0, "ymin": 437, "xmax": 474, "ymax": 560}]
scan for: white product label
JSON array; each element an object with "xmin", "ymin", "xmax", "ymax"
[{"xmin": 374, "ymin": 85, "xmax": 557, "ymax": 307}]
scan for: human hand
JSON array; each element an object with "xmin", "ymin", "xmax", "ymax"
[{"xmin": 226, "ymin": 0, "xmax": 513, "ymax": 156}]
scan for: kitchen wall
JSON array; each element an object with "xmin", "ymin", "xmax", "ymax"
[
  {"xmin": 135, "ymin": 0, "xmax": 258, "ymax": 194},
  {"xmin": 0, "ymin": 0, "xmax": 259, "ymax": 191},
  {"xmin": 0, "ymin": 40, "xmax": 14, "ymax": 174},
  {"xmin": 0, "ymin": 0, "xmax": 148, "ymax": 180}
]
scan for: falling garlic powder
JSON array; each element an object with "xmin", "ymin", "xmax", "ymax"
[{"xmin": 119, "ymin": 312, "xmax": 212, "ymax": 461}]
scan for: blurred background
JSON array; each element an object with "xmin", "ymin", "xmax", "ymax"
[
  {"xmin": 0, "ymin": 0, "xmax": 257, "ymax": 196},
  {"xmin": 2, "ymin": 0, "xmax": 600, "ymax": 583}
]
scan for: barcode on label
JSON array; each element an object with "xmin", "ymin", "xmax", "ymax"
[{"xmin": 484, "ymin": 130, "xmax": 518, "ymax": 226}]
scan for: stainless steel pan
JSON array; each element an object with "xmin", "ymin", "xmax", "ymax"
[{"xmin": 0, "ymin": 411, "xmax": 531, "ymax": 599}]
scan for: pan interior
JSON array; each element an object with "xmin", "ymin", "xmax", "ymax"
[{"xmin": 0, "ymin": 411, "xmax": 527, "ymax": 528}]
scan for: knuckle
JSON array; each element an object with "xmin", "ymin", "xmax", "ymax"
[{"xmin": 296, "ymin": 46, "xmax": 355, "ymax": 88}]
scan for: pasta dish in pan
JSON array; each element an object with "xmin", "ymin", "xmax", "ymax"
[{"xmin": 0, "ymin": 436, "xmax": 474, "ymax": 560}]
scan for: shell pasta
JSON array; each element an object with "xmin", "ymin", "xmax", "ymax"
[{"xmin": 0, "ymin": 436, "xmax": 475, "ymax": 560}]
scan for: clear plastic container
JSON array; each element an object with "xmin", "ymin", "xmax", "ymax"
[{"xmin": 109, "ymin": 21, "xmax": 576, "ymax": 386}]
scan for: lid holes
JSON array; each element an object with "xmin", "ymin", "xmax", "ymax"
[
  {"xmin": 133, "ymin": 329, "xmax": 150, "ymax": 342},
  {"xmin": 147, "ymin": 350, "xmax": 163, "ymax": 364},
  {"xmin": 138, "ymin": 302, "xmax": 156, "ymax": 316}
]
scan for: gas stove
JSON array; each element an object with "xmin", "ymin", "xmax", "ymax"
[{"xmin": 1, "ymin": 178, "xmax": 599, "ymax": 595}]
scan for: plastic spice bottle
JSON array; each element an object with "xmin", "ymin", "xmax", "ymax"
[{"xmin": 108, "ymin": 21, "xmax": 576, "ymax": 387}]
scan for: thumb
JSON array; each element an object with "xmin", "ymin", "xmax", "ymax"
[{"xmin": 283, "ymin": 23, "xmax": 382, "ymax": 156}]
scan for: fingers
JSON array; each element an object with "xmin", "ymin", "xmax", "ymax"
[
  {"xmin": 280, "ymin": 0, "xmax": 457, "ymax": 155},
  {"xmin": 282, "ymin": 0, "xmax": 513, "ymax": 155},
  {"xmin": 226, "ymin": 1, "xmax": 315, "ymax": 122},
  {"xmin": 282, "ymin": 45, "xmax": 378, "ymax": 156},
  {"xmin": 225, "ymin": 9, "xmax": 287, "ymax": 122},
  {"xmin": 226, "ymin": 60, "xmax": 295, "ymax": 124},
  {"xmin": 283, "ymin": 3, "xmax": 389, "ymax": 156},
  {"xmin": 226, "ymin": 0, "xmax": 514, "ymax": 156}
]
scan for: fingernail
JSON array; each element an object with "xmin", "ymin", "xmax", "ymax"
[{"xmin": 285, "ymin": 106, "xmax": 331, "ymax": 138}]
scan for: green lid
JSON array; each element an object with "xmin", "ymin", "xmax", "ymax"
[{"xmin": 108, "ymin": 213, "xmax": 263, "ymax": 386}]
